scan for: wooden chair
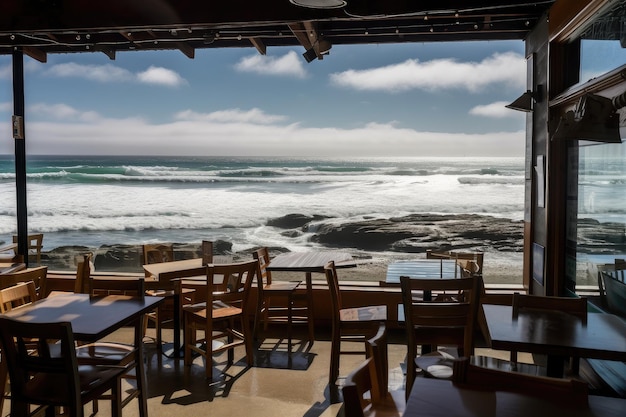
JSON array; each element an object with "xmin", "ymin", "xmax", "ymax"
[
  {"xmin": 452, "ymin": 357, "xmax": 589, "ymax": 408},
  {"xmin": 75, "ymin": 277, "xmax": 148, "ymax": 417},
  {"xmin": 143, "ymin": 243, "xmax": 174, "ymax": 265},
  {"xmin": 0, "ymin": 317, "xmax": 126, "ymax": 417},
  {"xmin": 182, "ymin": 260, "xmax": 258, "ymax": 380},
  {"xmin": 13, "ymin": 233, "xmax": 44, "ymax": 266},
  {"xmin": 325, "ymin": 261, "xmax": 387, "ymax": 386},
  {"xmin": 252, "ymin": 247, "xmax": 302, "ymax": 347},
  {"xmin": 145, "ymin": 265, "xmax": 201, "ymax": 353},
  {"xmin": 400, "ymin": 275, "xmax": 479, "ymax": 397},
  {"xmin": 0, "ymin": 266, "xmax": 48, "ymax": 298},
  {"xmin": 342, "ymin": 323, "xmax": 405, "ymax": 417},
  {"xmin": 0, "ymin": 281, "xmax": 40, "ymax": 416},
  {"xmin": 512, "ymin": 293, "xmax": 587, "ymax": 374}
]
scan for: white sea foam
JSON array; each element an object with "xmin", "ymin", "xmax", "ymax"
[{"xmin": 2, "ymin": 155, "xmax": 619, "ymax": 253}]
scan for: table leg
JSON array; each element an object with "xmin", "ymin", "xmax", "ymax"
[
  {"xmin": 135, "ymin": 316, "xmax": 148, "ymax": 417},
  {"xmin": 546, "ymin": 355, "xmax": 565, "ymax": 378}
]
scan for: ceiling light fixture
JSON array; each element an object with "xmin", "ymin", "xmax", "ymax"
[
  {"xmin": 506, "ymin": 86, "xmax": 543, "ymax": 112},
  {"xmin": 289, "ymin": 0, "xmax": 347, "ymax": 9}
]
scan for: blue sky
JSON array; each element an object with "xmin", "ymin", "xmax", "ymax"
[{"xmin": 0, "ymin": 40, "xmax": 530, "ymax": 157}]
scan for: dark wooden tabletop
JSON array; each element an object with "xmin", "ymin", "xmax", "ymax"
[
  {"xmin": 266, "ymin": 251, "xmax": 355, "ymax": 272},
  {"xmin": 483, "ymin": 304, "xmax": 626, "ymax": 375},
  {"xmin": 404, "ymin": 377, "xmax": 626, "ymax": 417},
  {"xmin": 1, "ymin": 292, "xmax": 163, "ymax": 342}
]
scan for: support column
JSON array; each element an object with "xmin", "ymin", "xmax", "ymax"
[{"xmin": 12, "ymin": 48, "xmax": 28, "ymax": 266}]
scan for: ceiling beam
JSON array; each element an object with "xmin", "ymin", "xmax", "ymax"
[
  {"xmin": 23, "ymin": 46, "xmax": 46, "ymax": 63},
  {"xmin": 250, "ymin": 37, "xmax": 266, "ymax": 55},
  {"xmin": 175, "ymin": 42, "xmax": 195, "ymax": 59}
]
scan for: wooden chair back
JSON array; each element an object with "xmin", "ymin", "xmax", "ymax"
[
  {"xmin": 74, "ymin": 253, "xmax": 93, "ymax": 294},
  {"xmin": 252, "ymin": 247, "xmax": 272, "ymax": 287},
  {"xmin": 206, "ymin": 260, "xmax": 258, "ymax": 309},
  {"xmin": 143, "ymin": 243, "xmax": 174, "ymax": 264},
  {"xmin": 13, "ymin": 233, "xmax": 43, "ymax": 265},
  {"xmin": 89, "ymin": 277, "xmax": 145, "ymax": 298},
  {"xmin": 201, "ymin": 240, "xmax": 213, "ymax": 265},
  {"xmin": 401, "ymin": 276, "xmax": 479, "ymax": 356},
  {"xmin": 324, "ymin": 260, "xmax": 343, "ymax": 319},
  {"xmin": 0, "ymin": 281, "xmax": 37, "ymax": 313},
  {"xmin": 0, "ymin": 266, "xmax": 48, "ymax": 299},
  {"xmin": 452, "ymin": 357, "xmax": 589, "ymax": 408},
  {"xmin": 599, "ymin": 270, "xmax": 626, "ymax": 317},
  {"xmin": 343, "ymin": 323, "xmax": 404, "ymax": 417},
  {"xmin": 512, "ymin": 293, "xmax": 587, "ymax": 321}
]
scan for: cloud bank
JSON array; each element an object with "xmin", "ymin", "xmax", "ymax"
[
  {"xmin": 330, "ymin": 52, "xmax": 525, "ymax": 93},
  {"xmin": 41, "ymin": 62, "xmax": 187, "ymax": 87},
  {"xmin": 0, "ymin": 103, "xmax": 524, "ymax": 157}
]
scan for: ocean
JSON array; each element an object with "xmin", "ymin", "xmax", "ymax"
[{"xmin": 0, "ymin": 155, "xmax": 527, "ymax": 253}]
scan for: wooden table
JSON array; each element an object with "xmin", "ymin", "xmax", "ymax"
[
  {"xmin": 143, "ymin": 258, "xmax": 204, "ymax": 280},
  {"xmin": 385, "ymin": 259, "xmax": 461, "ymax": 284},
  {"xmin": 483, "ymin": 304, "xmax": 626, "ymax": 377},
  {"xmin": 267, "ymin": 251, "xmax": 355, "ymax": 342},
  {"xmin": 404, "ymin": 376, "xmax": 626, "ymax": 417},
  {"xmin": 1, "ymin": 292, "xmax": 163, "ymax": 417}
]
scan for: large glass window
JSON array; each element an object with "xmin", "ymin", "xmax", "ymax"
[
  {"xmin": 570, "ymin": 0, "xmax": 626, "ymax": 296},
  {"xmin": 575, "ymin": 142, "xmax": 626, "ymax": 288},
  {"xmin": 579, "ymin": 1, "xmax": 626, "ymax": 85}
]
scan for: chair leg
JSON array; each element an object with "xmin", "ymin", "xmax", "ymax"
[
  {"xmin": 184, "ymin": 318, "xmax": 193, "ymax": 367},
  {"xmin": 0, "ymin": 357, "xmax": 7, "ymax": 416},
  {"xmin": 329, "ymin": 328, "xmax": 340, "ymax": 386},
  {"xmin": 155, "ymin": 309, "xmax": 162, "ymax": 351},
  {"xmin": 111, "ymin": 378, "xmax": 122, "ymax": 417},
  {"xmin": 241, "ymin": 314, "xmax": 254, "ymax": 366}
]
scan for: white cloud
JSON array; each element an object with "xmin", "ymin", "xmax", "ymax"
[
  {"xmin": 137, "ymin": 66, "xmax": 187, "ymax": 87},
  {"xmin": 28, "ymin": 103, "xmax": 103, "ymax": 122},
  {"xmin": 45, "ymin": 62, "xmax": 134, "ymax": 82},
  {"xmin": 0, "ymin": 64, "xmax": 11, "ymax": 79},
  {"xmin": 0, "ymin": 102, "xmax": 11, "ymax": 112},
  {"xmin": 330, "ymin": 52, "xmax": 525, "ymax": 93},
  {"xmin": 42, "ymin": 62, "xmax": 186, "ymax": 86},
  {"xmin": 175, "ymin": 108, "xmax": 288, "ymax": 124},
  {"xmin": 0, "ymin": 106, "xmax": 524, "ymax": 157},
  {"xmin": 470, "ymin": 101, "xmax": 521, "ymax": 118},
  {"xmin": 234, "ymin": 51, "xmax": 307, "ymax": 79}
]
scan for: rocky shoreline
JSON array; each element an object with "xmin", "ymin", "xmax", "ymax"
[{"xmin": 31, "ymin": 213, "xmax": 622, "ymax": 286}]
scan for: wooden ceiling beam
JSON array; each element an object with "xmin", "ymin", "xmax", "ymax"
[
  {"xmin": 175, "ymin": 42, "xmax": 195, "ymax": 58},
  {"xmin": 250, "ymin": 37, "xmax": 266, "ymax": 55},
  {"xmin": 23, "ymin": 46, "xmax": 46, "ymax": 63}
]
